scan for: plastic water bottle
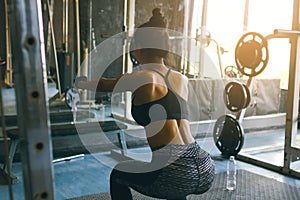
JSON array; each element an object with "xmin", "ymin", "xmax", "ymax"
[{"xmin": 226, "ymin": 156, "xmax": 236, "ymax": 191}]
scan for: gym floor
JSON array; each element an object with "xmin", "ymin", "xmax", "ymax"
[
  {"xmin": 0, "ymin": 83, "xmax": 300, "ymax": 200},
  {"xmin": 1, "ymin": 135, "xmax": 300, "ymax": 200}
]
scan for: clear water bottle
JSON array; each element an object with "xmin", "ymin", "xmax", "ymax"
[{"xmin": 226, "ymin": 156, "xmax": 236, "ymax": 191}]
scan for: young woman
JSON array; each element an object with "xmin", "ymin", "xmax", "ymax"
[{"xmin": 76, "ymin": 8, "xmax": 215, "ymax": 200}]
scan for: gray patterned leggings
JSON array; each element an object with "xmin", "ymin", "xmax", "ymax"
[{"xmin": 110, "ymin": 142, "xmax": 215, "ymax": 200}]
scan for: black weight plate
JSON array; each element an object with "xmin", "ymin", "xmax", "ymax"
[
  {"xmin": 213, "ymin": 114, "xmax": 244, "ymax": 157},
  {"xmin": 224, "ymin": 81, "xmax": 247, "ymax": 112}
]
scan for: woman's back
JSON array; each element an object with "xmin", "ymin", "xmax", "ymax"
[{"xmin": 130, "ymin": 65, "xmax": 195, "ymax": 149}]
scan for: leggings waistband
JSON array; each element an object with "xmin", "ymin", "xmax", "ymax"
[{"xmin": 152, "ymin": 142, "xmax": 202, "ymax": 157}]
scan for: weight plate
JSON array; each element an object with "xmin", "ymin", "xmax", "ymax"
[
  {"xmin": 224, "ymin": 81, "xmax": 248, "ymax": 112},
  {"xmin": 235, "ymin": 32, "xmax": 269, "ymax": 77},
  {"xmin": 224, "ymin": 65, "xmax": 242, "ymax": 78},
  {"xmin": 65, "ymin": 88, "xmax": 81, "ymax": 109},
  {"xmin": 213, "ymin": 114, "xmax": 244, "ymax": 157}
]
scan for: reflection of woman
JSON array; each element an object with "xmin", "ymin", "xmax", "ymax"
[{"xmin": 76, "ymin": 8, "xmax": 214, "ymax": 200}]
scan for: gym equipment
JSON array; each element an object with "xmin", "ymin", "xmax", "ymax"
[
  {"xmin": 224, "ymin": 65, "xmax": 242, "ymax": 78},
  {"xmin": 234, "ymin": 32, "xmax": 271, "ymax": 121},
  {"xmin": 3, "ymin": 0, "xmax": 56, "ymax": 196},
  {"xmin": 46, "ymin": 0, "xmax": 61, "ymax": 95},
  {"xmin": 213, "ymin": 114, "xmax": 244, "ymax": 157},
  {"xmin": 4, "ymin": 0, "xmax": 13, "ymax": 87},
  {"xmin": 0, "ymin": 63, "xmax": 14, "ymax": 195},
  {"xmin": 65, "ymin": 88, "xmax": 80, "ymax": 109},
  {"xmin": 168, "ymin": 27, "xmax": 224, "ymax": 78},
  {"xmin": 57, "ymin": 52, "xmax": 75, "ymax": 93},
  {"xmin": 46, "ymin": 0, "xmax": 77, "ymax": 110},
  {"xmin": 195, "ymin": 27, "xmax": 211, "ymax": 47},
  {"xmin": 75, "ymin": 0, "xmax": 81, "ymax": 75},
  {"xmin": 243, "ymin": 83, "xmax": 251, "ymax": 110},
  {"xmin": 214, "ymin": 31, "xmax": 270, "ymax": 157},
  {"xmin": 235, "ymin": 32, "xmax": 269, "ymax": 77},
  {"xmin": 3, "ymin": 120, "xmax": 128, "ymax": 182},
  {"xmin": 224, "ymin": 81, "xmax": 251, "ymax": 112},
  {"xmin": 58, "ymin": 0, "xmax": 74, "ymax": 92},
  {"xmin": 129, "ymin": 51, "xmax": 139, "ymax": 67},
  {"xmin": 0, "ymin": 110, "xmax": 95, "ymax": 127}
]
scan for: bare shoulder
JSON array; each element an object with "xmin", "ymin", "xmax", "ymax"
[
  {"xmin": 167, "ymin": 69, "xmax": 189, "ymax": 100},
  {"xmin": 169, "ymin": 69, "xmax": 188, "ymax": 83},
  {"xmin": 122, "ymin": 69, "xmax": 154, "ymax": 81},
  {"xmin": 114, "ymin": 70, "xmax": 155, "ymax": 92}
]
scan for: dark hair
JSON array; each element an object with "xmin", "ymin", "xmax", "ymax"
[
  {"xmin": 140, "ymin": 8, "xmax": 168, "ymax": 28},
  {"xmin": 130, "ymin": 8, "xmax": 170, "ymax": 61}
]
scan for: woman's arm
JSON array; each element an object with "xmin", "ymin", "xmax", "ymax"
[
  {"xmin": 76, "ymin": 76, "xmax": 121, "ymax": 92},
  {"xmin": 76, "ymin": 70, "xmax": 149, "ymax": 93}
]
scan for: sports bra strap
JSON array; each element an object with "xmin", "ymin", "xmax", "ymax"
[
  {"xmin": 131, "ymin": 67, "xmax": 189, "ymax": 126},
  {"xmin": 146, "ymin": 68, "xmax": 172, "ymax": 87}
]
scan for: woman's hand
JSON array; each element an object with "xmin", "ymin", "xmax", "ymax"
[{"xmin": 74, "ymin": 76, "xmax": 87, "ymax": 88}]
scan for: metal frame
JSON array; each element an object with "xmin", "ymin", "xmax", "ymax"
[
  {"xmin": 237, "ymin": 0, "xmax": 300, "ymax": 179},
  {"xmin": 7, "ymin": 0, "xmax": 55, "ymax": 199},
  {"xmin": 3, "ymin": 120, "xmax": 129, "ymax": 179},
  {"xmin": 75, "ymin": 0, "xmax": 81, "ymax": 75},
  {"xmin": 198, "ymin": 0, "xmax": 208, "ymax": 78},
  {"xmin": 284, "ymin": 0, "xmax": 300, "ymax": 174},
  {"xmin": 4, "ymin": 0, "xmax": 13, "ymax": 86},
  {"xmin": 110, "ymin": 0, "xmax": 135, "ymax": 122}
]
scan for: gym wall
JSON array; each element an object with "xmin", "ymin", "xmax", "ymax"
[
  {"xmin": 135, "ymin": 0, "xmax": 192, "ymax": 72},
  {"xmin": 79, "ymin": 0, "xmax": 124, "ymax": 79},
  {"xmin": 135, "ymin": 0, "xmax": 187, "ymax": 33}
]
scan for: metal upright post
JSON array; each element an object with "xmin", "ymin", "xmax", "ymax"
[
  {"xmin": 237, "ymin": 0, "xmax": 300, "ymax": 179},
  {"xmin": 7, "ymin": 0, "xmax": 55, "ymax": 199},
  {"xmin": 243, "ymin": 0, "xmax": 249, "ymax": 32},
  {"xmin": 283, "ymin": 0, "xmax": 300, "ymax": 174},
  {"xmin": 124, "ymin": 0, "xmax": 135, "ymax": 121},
  {"xmin": 4, "ymin": 0, "xmax": 13, "ymax": 86},
  {"xmin": 75, "ymin": 0, "xmax": 81, "ymax": 74},
  {"xmin": 199, "ymin": 0, "xmax": 208, "ymax": 78}
]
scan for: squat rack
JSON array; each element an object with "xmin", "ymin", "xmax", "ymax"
[
  {"xmin": 7, "ymin": 0, "xmax": 55, "ymax": 199},
  {"xmin": 237, "ymin": 0, "xmax": 300, "ymax": 179}
]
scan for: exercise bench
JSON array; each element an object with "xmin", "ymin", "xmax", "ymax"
[{"xmin": 0, "ymin": 120, "xmax": 128, "ymax": 184}]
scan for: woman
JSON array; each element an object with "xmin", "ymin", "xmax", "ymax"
[{"xmin": 76, "ymin": 8, "xmax": 214, "ymax": 200}]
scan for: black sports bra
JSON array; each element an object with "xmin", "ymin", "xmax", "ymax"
[{"xmin": 131, "ymin": 68, "xmax": 189, "ymax": 126}]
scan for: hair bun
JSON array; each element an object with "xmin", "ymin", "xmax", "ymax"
[
  {"xmin": 149, "ymin": 8, "xmax": 167, "ymax": 28},
  {"xmin": 152, "ymin": 8, "xmax": 162, "ymax": 17}
]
